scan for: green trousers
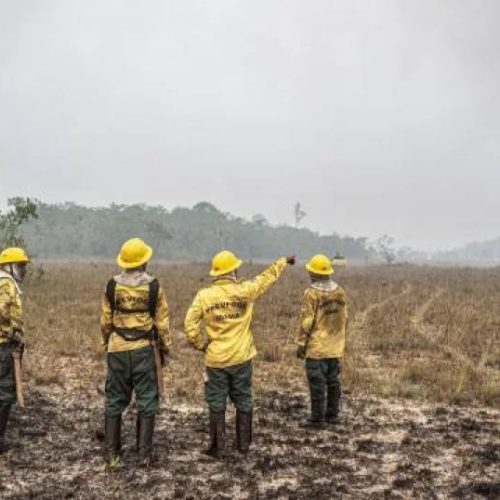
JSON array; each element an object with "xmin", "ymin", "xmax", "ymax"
[
  {"xmin": 105, "ymin": 345, "xmax": 159, "ymax": 418},
  {"xmin": 205, "ymin": 360, "xmax": 253, "ymax": 413},
  {"xmin": 0, "ymin": 344, "xmax": 16, "ymax": 406},
  {"xmin": 306, "ymin": 358, "xmax": 341, "ymax": 418}
]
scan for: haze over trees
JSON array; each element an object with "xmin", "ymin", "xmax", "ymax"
[
  {"xmin": 19, "ymin": 200, "xmax": 370, "ymax": 261},
  {"xmin": 5, "ymin": 198, "xmax": 499, "ymax": 264},
  {"xmin": 436, "ymin": 238, "xmax": 500, "ymax": 263}
]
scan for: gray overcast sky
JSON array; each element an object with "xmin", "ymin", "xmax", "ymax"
[{"xmin": 0, "ymin": 0, "xmax": 498, "ymax": 251}]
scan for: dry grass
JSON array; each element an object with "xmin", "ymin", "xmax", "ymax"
[{"xmin": 22, "ymin": 262, "xmax": 500, "ymax": 408}]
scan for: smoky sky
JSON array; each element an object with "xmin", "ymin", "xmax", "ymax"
[{"xmin": 1, "ymin": 0, "xmax": 499, "ymax": 250}]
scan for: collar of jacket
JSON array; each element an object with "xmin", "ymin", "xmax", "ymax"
[
  {"xmin": 0, "ymin": 270, "xmax": 22, "ymax": 295},
  {"xmin": 114, "ymin": 270, "xmax": 154, "ymax": 287},
  {"xmin": 310, "ymin": 280, "xmax": 338, "ymax": 292},
  {"xmin": 211, "ymin": 276, "xmax": 238, "ymax": 285}
]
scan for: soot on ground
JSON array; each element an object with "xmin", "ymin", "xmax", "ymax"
[{"xmin": 0, "ymin": 389, "xmax": 498, "ymax": 499}]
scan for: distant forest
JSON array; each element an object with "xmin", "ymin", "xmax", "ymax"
[{"xmin": 20, "ymin": 201, "xmax": 372, "ymax": 261}]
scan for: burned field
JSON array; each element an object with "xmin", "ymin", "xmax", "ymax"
[
  {"xmin": 1, "ymin": 384, "xmax": 498, "ymax": 499},
  {"xmin": 0, "ymin": 263, "xmax": 499, "ymax": 498}
]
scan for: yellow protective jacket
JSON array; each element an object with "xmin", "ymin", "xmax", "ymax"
[
  {"xmin": 184, "ymin": 257, "xmax": 288, "ymax": 368},
  {"xmin": 296, "ymin": 280, "xmax": 348, "ymax": 359},
  {"xmin": 0, "ymin": 270, "xmax": 23, "ymax": 344},
  {"xmin": 100, "ymin": 271, "xmax": 171, "ymax": 353}
]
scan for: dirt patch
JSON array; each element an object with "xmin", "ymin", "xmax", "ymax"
[{"xmin": 0, "ymin": 382, "xmax": 498, "ymax": 499}]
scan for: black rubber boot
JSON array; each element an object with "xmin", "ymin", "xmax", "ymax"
[
  {"xmin": 300, "ymin": 398, "xmax": 326, "ymax": 429},
  {"xmin": 137, "ymin": 415, "xmax": 155, "ymax": 467},
  {"xmin": 104, "ymin": 414, "xmax": 122, "ymax": 469},
  {"xmin": 0, "ymin": 405, "xmax": 12, "ymax": 454},
  {"xmin": 236, "ymin": 410, "xmax": 252, "ymax": 454},
  {"xmin": 326, "ymin": 386, "xmax": 341, "ymax": 424},
  {"xmin": 203, "ymin": 411, "xmax": 226, "ymax": 459}
]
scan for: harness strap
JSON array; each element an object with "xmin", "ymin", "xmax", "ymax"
[
  {"xmin": 148, "ymin": 278, "xmax": 159, "ymax": 317},
  {"xmin": 106, "ymin": 278, "xmax": 160, "ymax": 341},
  {"xmin": 106, "ymin": 278, "xmax": 159, "ymax": 316},
  {"xmin": 106, "ymin": 279, "xmax": 117, "ymax": 312}
]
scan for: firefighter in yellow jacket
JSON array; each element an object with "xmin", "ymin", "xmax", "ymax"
[
  {"xmin": 101, "ymin": 238, "xmax": 171, "ymax": 467},
  {"xmin": 184, "ymin": 250, "xmax": 295, "ymax": 458},
  {"xmin": 0, "ymin": 247, "xmax": 30, "ymax": 453},
  {"xmin": 296, "ymin": 254, "xmax": 348, "ymax": 428}
]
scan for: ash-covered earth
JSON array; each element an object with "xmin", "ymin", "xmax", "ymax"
[{"xmin": 0, "ymin": 386, "xmax": 498, "ymax": 499}]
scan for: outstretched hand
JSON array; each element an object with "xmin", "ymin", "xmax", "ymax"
[{"xmin": 11, "ymin": 328, "xmax": 25, "ymax": 346}]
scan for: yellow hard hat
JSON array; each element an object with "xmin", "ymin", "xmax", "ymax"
[
  {"xmin": 305, "ymin": 254, "xmax": 334, "ymax": 276},
  {"xmin": 116, "ymin": 238, "xmax": 153, "ymax": 269},
  {"xmin": 210, "ymin": 250, "xmax": 242, "ymax": 277},
  {"xmin": 0, "ymin": 247, "xmax": 30, "ymax": 265}
]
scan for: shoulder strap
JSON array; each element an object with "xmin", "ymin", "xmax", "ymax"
[
  {"xmin": 106, "ymin": 278, "xmax": 117, "ymax": 313},
  {"xmin": 148, "ymin": 279, "xmax": 159, "ymax": 318},
  {"xmin": 107, "ymin": 277, "xmax": 159, "ymax": 317}
]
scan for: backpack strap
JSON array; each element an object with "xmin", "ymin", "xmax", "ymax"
[
  {"xmin": 107, "ymin": 277, "xmax": 159, "ymax": 317},
  {"xmin": 106, "ymin": 278, "xmax": 117, "ymax": 313},
  {"xmin": 148, "ymin": 279, "xmax": 159, "ymax": 318}
]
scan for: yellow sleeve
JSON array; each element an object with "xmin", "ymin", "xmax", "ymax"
[
  {"xmin": 236, "ymin": 257, "xmax": 288, "ymax": 301},
  {"xmin": 100, "ymin": 292, "xmax": 113, "ymax": 347},
  {"xmin": 155, "ymin": 287, "xmax": 171, "ymax": 348},
  {"xmin": 335, "ymin": 287, "xmax": 348, "ymax": 317},
  {"xmin": 0, "ymin": 281, "xmax": 13, "ymax": 333},
  {"xmin": 184, "ymin": 293, "xmax": 205, "ymax": 350},
  {"xmin": 296, "ymin": 290, "xmax": 316, "ymax": 347}
]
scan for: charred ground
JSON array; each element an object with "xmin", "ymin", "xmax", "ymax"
[{"xmin": 0, "ymin": 383, "xmax": 498, "ymax": 499}]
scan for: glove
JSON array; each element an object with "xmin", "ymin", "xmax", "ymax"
[
  {"xmin": 10, "ymin": 329, "xmax": 25, "ymax": 346},
  {"xmin": 286, "ymin": 256, "xmax": 296, "ymax": 265},
  {"xmin": 296, "ymin": 345, "xmax": 306, "ymax": 360},
  {"xmin": 14, "ymin": 344, "xmax": 25, "ymax": 361}
]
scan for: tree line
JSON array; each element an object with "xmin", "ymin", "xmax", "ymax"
[{"xmin": 1, "ymin": 199, "xmax": 373, "ymax": 261}]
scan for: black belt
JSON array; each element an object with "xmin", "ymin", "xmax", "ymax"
[{"xmin": 114, "ymin": 328, "xmax": 154, "ymax": 342}]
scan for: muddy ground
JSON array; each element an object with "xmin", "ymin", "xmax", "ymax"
[{"xmin": 0, "ymin": 384, "xmax": 498, "ymax": 499}]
